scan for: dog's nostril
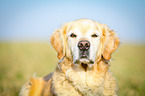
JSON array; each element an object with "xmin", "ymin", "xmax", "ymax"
[
  {"xmin": 85, "ymin": 43, "xmax": 89, "ymax": 47},
  {"xmin": 80, "ymin": 43, "xmax": 83, "ymax": 47}
]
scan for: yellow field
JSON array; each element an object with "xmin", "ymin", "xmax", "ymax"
[{"xmin": 0, "ymin": 43, "xmax": 145, "ymax": 96}]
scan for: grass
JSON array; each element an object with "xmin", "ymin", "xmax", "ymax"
[{"xmin": 0, "ymin": 43, "xmax": 145, "ymax": 96}]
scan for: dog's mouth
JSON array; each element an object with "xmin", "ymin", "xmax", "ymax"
[
  {"xmin": 74, "ymin": 57, "xmax": 94, "ymax": 70},
  {"xmin": 80, "ymin": 54, "xmax": 88, "ymax": 58},
  {"xmin": 73, "ymin": 49, "xmax": 95, "ymax": 70},
  {"xmin": 80, "ymin": 62, "xmax": 94, "ymax": 71},
  {"xmin": 74, "ymin": 58, "xmax": 94, "ymax": 64},
  {"xmin": 81, "ymin": 63, "xmax": 88, "ymax": 71}
]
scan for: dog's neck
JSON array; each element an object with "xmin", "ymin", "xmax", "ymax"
[{"xmin": 53, "ymin": 56, "xmax": 111, "ymax": 96}]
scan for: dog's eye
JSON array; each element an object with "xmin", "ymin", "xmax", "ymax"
[
  {"xmin": 91, "ymin": 34, "xmax": 98, "ymax": 37},
  {"xmin": 70, "ymin": 33, "xmax": 77, "ymax": 37}
]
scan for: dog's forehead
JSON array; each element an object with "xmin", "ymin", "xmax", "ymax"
[
  {"xmin": 71, "ymin": 21, "xmax": 96, "ymax": 33},
  {"xmin": 68, "ymin": 21, "xmax": 101, "ymax": 36}
]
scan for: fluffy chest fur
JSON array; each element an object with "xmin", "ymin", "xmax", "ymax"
[
  {"xmin": 52, "ymin": 63, "xmax": 117, "ymax": 96},
  {"xmin": 65, "ymin": 68, "xmax": 105, "ymax": 96}
]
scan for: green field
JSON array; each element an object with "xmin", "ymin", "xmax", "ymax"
[{"xmin": 0, "ymin": 43, "xmax": 145, "ymax": 96}]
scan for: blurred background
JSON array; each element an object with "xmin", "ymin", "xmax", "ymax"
[{"xmin": 0, "ymin": 0, "xmax": 145, "ymax": 95}]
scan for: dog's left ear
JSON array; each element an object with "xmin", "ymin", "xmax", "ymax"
[{"xmin": 101, "ymin": 24, "xmax": 120, "ymax": 60}]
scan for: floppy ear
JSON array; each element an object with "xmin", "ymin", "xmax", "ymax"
[
  {"xmin": 102, "ymin": 24, "xmax": 120, "ymax": 60},
  {"xmin": 50, "ymin": 23, "xmax": 72, "ymax": 59},
  {"xmin": 51, "ymin": 29, "xmax": 63, "ymax": 59}
]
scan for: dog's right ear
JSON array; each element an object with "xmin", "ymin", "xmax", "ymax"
[
  {"xmin": 51, "ymin": 29, "xmax": 63, "ymax": 59},
  {"xmin": 50, "ymin": 22, "xmax": 72, "ymax": 59}
]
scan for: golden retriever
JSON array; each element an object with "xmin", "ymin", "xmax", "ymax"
[{"xmin": 20, "ymin": 19, "xmax": 120, "ymax": 96}]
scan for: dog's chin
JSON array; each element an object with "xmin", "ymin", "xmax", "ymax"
[
  {"xmin": 74, "ymin": 58, "xmax": 94, "ymax": 65},
  {"xmin": 73, "ymin": 58, "xmax": 94, "ymax": 70}
]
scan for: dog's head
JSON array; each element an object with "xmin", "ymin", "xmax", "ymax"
[{"xmin": 51, "ymin": 19, "xmax": 119, "ymax": 68}]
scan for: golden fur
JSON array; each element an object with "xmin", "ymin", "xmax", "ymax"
[{"xmin": 20, "ymin": 19, "xmax": 120, "ymax": 96}]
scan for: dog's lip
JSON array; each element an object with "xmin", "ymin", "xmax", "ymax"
[
  {"xmin": 74, "ymin": 58, "xmax": 94, "ymax": 64},
  {"xmin": 80, "ymin": 54, "xmax": 88, "ymax": 58}
]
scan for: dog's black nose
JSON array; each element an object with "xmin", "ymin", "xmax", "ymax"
[{"xmin": 78, "ymin": 40, "xmax": 90, "ymax": 51}]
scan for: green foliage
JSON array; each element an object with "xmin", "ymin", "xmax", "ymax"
[{"xmin": 0, "ymin": 43, "xmax": 145, "ymax": 96}]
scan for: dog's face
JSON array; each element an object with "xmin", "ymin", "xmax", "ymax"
[
  {"xmin": 51, "ymin": 19, "xmax": 119, "ymax": 69},
  {"xmin": 67, "ymin": 20, "xmax": 101, "ymax": 65}
]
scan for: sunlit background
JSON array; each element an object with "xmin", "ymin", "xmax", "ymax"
[{"xmin": 0, "ymin": 0, "xmax": 145, "ymax": 96}]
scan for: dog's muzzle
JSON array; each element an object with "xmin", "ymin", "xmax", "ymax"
[
  {"xmin": 78, "ymin": 40, "xmax": 90, "ymax": 58},
  {"xmin": 73, "ymin": 40, "xmax": 94, "ymax": 70},
  {"xmin": 74, "ymin": 40, "xmax": 94, "ymax": 64}
]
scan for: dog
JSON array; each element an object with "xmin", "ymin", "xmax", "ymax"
[{"xmin": 20, "ymin": 19, "xmax": 120, "ymax": 96}]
